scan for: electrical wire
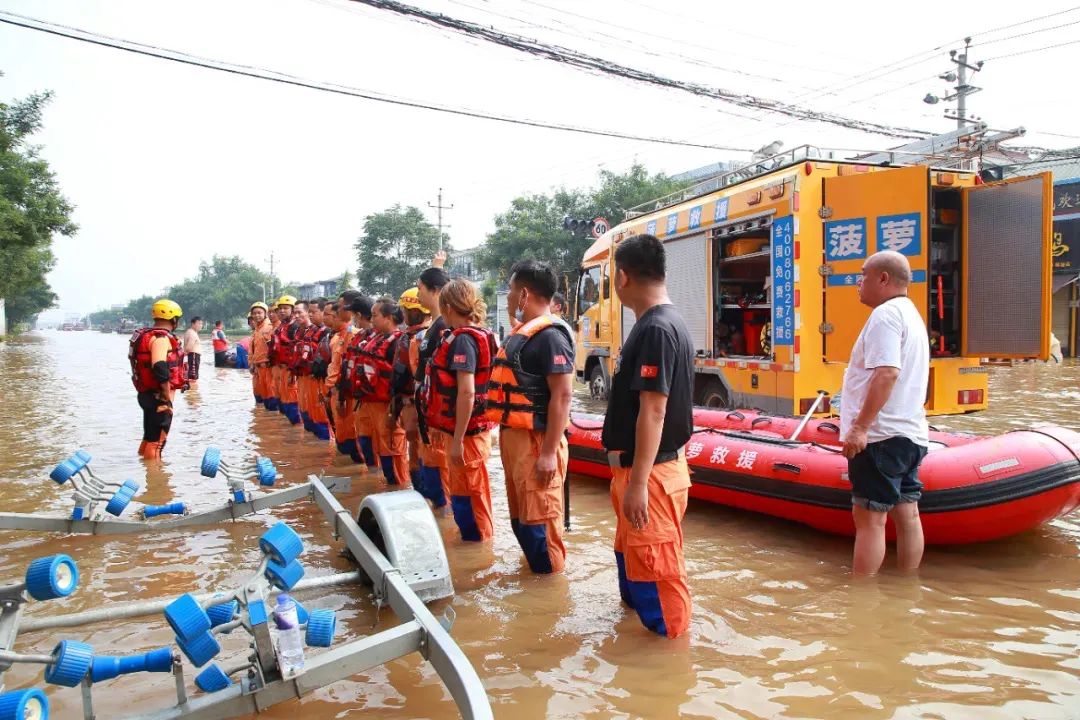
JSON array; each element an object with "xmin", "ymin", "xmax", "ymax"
[
  {"xmin": 0, "ymin": 11, "xmax": 752, "ymax": 152},
  {"xmin": 985, "ymin": 37, "xmax": 1080, "ymax": 60},
  {"xmin": 345, "ymin": 0, "xmax": 930, "ymax": 139}
]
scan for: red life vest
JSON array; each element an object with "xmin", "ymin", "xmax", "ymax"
[
  {"xmin": 420, "ymin": 326, "xmax": 497, "ymax": 436},
  {"xmin": 128, "ymin": 327, "xmax": 186, "ymax": 392},
  {"xmin": 270, "ymin": 321, "xmax": 296, "ymax": 366},
  {"xmin": 300, "ymin": 326, "xmax": 332, "ymax": 377},
  {"xmin": 287, "ymin": 323, "xmax": 313, "ymax": 374},
  {"xmin": 356, "ymin": 330, "xmax": 403, "ymax": 403},
  {"xmin": 341, "ymin": 328, "xmax": 373, "ymax": 397}
]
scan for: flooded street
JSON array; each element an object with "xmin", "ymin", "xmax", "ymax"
[{"xmin": 2, "ymin": 330, "xmax": 1080, "ymax": 719}]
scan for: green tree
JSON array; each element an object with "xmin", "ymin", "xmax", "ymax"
[
  {"xmin": 478, "ymin": 188, "xmax": 590, "ymax": 280},
  {"xmin": 478, "ymin": 164, "xmax": 689, "ymax": 286},
  {"xmin": 0, "ymin": 83, "xmax": 77, "ymax": 328},
  {"xmin": 355, "ymin": 205, "xmax": 446, "ymax": 297},
  {"xmin": 92, "ymin": 258, "xmax": 271, "ymax": 330},
  {"xmin": 338, "ymin": 269, "xmax": 354, "ymax": 294}
]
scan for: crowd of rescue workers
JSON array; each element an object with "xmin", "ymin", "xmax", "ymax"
[{"xmin": 125, "ymin": 235, "xmax": 931, "ymax": 641}]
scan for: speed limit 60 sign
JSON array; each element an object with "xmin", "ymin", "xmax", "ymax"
[{"xmin": 591, "ymin": 217, "xmax": 609, "ymax": 238}]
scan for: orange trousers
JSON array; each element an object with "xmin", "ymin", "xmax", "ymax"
[
  {"xmin": 357, "ymin": 401, "xmax": 409, "ymax": 485},
  {"xmin": 307, "ymin": 378, "xmax": 329, "ymax": 426},
  {"xmin": 611, "ymin": 456, "xmax": 692, "ymax": 639},
  {"xmin": 400, "ymin": 404, "xmax": 422, "ymax": 474},
  {"xmin": 275, "ymin": 366, "xmax": 298, "ymax": 406},
  {"xmin": 256, "ymin": 366, "xmax": 276, "ymax": 405},
  {"xmin": 331, "ymin": 392, "xmax": 358, "ymax": 446},
  {"xmin": 500, "ymin": 428, "xmax": 567, "ymax": 574},
  {"xmin": 437, "ymin": 429, "xmax": 494, "ymax": 542}
]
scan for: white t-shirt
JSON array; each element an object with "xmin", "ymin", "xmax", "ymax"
[{"xmin": 840, "ymin": 296, "xmax": 929, "ymax": 446}]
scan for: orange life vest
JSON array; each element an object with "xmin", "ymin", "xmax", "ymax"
[
  {"xmin": 485, "ymin": 315, "xmax": 573, "ymax": 431},
  {"xmin": 420, "ymin": 325, "xmax": 497, "ymax": 436},
  {"xmin": 128, "ymin": 328, "xmax": 186, "ymax": 392},
  {"xmin": 270, "ymin": 321, "xmax": 297, "ymax": 366},
  {"xmin": 395, "ymin": 323, "xmax": 429, "ymax": 398}
]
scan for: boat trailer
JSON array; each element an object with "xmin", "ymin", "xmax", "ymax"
[
  {"xmin": 0, "ymin": 461, "xmax": 492, "ymax": 718},
  {"xmin": 0, "ymin": 448, "xmax": 352, "ymax": 535}
]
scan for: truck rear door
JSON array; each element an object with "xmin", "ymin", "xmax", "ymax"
[
  {"xmin": 821, "ymin": 165, "xmax": 930, "ymax": 362},
  {"xmin": 960, "ymin": 173, "xmax": 1053, "ymax": 360}
]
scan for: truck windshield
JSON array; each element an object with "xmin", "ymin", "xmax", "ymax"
[{"xmin": 577, "ymin": 266, "xmax": 601, "ymax": 317}]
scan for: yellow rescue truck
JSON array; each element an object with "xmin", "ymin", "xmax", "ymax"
[{"xmin": 574, "ymin": 146, "xmax": 1053, "ymax": 416}]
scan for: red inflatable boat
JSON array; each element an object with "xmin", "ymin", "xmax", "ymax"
[{"xmin": 566, "ymin": 409, "xmax": 1080, "ymax": 544}]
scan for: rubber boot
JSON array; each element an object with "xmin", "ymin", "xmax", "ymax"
[
  {"xmin": 380, "ymin": 456, "xmax": 399, "ymax": 485},
  {"xmin": 314, "ymin": 423, "xmax": 331, "ymax": 441},
  {"xmin": 265, "ymin": 398, "xmax": 280, "ymax": 411},
  {"xmin": 422, "ymin": 466, "xmax": 446, "ymax": 508},
  {"xmin": 358, "ymin": 437, "xmax": 376, "ymax": 468}
]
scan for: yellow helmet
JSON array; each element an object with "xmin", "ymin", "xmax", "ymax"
[
  {"xmin": 399, "ymin": 287, "xmax": 429, "ymax": 314},
  {"xmin": 250, "ymin": 301, "xmax": 269, "ymax": 312},
  {"xmin": 151, "ymin": 299, "xmax": 183, "ymax": 321},
  {"xmin": 276, "ymin": 294, "xmax": 297, "ymax": 308}
]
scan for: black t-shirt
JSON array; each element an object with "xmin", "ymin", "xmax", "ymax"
[
  {"xmin": 415, "ymin": 316, "xmax": 448, "ymax": 382},
  {"xmin": 519, "ymin": 324, "xmax": 575, "ymax": 377},
  {"xmin": 601, "ymin": 304, "xmax": 694, "ymax": 455},
  {"xmin": 448, "ymin": 333, "xmax": 479, "ymax": 373}
]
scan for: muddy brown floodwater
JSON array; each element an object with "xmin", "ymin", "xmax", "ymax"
[{"xmin": 2, "ymin": 331, "xmax": 1079, "ymax": 719}]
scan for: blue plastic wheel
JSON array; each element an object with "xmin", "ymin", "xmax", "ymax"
[
  {"xmin": 25, "ymin": 555, "xmax": 79, "ymax": 601},
  {"xmin": 265, "ymin": 559, "xmax": 305, "ymax": 591},
  {"xmin": 206, "ymin": 599, "xmax": 238, "ymax": 629},
  {"xmin": 258, "ymin": 522, "xmax": 303, "ymax": 565},
  {"xmin": 175, "ymin": 631, "xmax": 220, "ymax": 668},
  {"xmin": 305, "ymin": 609, "xmax": 336, "ymax": 648},
  {"xmin": 44, "ymin": 640, "xmax": 93, "ymax": 687},
  {"xmin": 121, "ymin": 479, "xmax": 140, "ymax": 494},
  {"xmin": 49, "ymin": 460, "xmax": 77, "ymax": 485},
  {"xmin": 90, "ymin": 647, "xmax": 173, "ymax": 682},
  {"xmin": 257, "ymin": 461, "xmax": 276, "ymax": 487},
  {"xmin": 195, "ymin": 663, "xmax": 233, "ymax": 693},
  {"xmin": 0, "ymin": 688, "xmax": 49, "ymax": 720},
  {"xmin": 201, "ymin": 446, "xmax": 222, "ymax": 478},
  {"xmin": 105, "ymin": 490, "xmax": 132, "ymax": 517},
  {"xmin": 164, "ymin": 594, "xmax": 211, "ymax": 643},
  {"xmin": 66, "ymin": 452, "xmax": 88, "ymax": 475}
]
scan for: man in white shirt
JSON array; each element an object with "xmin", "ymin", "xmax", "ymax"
[
  {"xmin": 840, "ymin": 250, "xmax": 930, "ymax": 576},
  {"xmin": 182, "ymin": 317, "xmax": 204, "ymax": 386}
]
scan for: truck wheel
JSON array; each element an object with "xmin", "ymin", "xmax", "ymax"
[
  {"xmin": 699, "ymin": 379, "xmax": 730, "ymax": 409},
  {"xmin": 588, "ymin": 365, "xmax": 607, "ymax": 400}
]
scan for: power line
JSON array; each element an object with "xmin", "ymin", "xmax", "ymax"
[
  {"xmin": 975, "ymin": 17, "xmax": 1080, "ymax": 45},
  {"xmin": 0, "ymin": 11, "xmax": 751, "ymax": 152},
  {"xmin": 985, "ymin": 37, "xmax": 1080, "ymax": 60},
  {"xmin": 345, "ymin": 0, "xmax": 929, "ymax": 139}
]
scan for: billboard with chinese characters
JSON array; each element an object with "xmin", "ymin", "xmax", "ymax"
[{"xmin": 1053, "ymin": 180, "xmax": 1079, "ymax": 274}]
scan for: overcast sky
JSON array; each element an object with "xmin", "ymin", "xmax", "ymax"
[{"xmin": 2, "ymin": 0, "xmax": 1077, "ymax": 321}]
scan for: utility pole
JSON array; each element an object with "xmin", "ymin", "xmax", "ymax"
[
  {"xmin": 266, "ymin": 252, "xmax": 276, "ymax": 300},
  {"xmin": 427, "ymin": 188, "xmax": 453, "ymax": 251},
  {"xmin": 924, "ymin": 37, "xmax": 984, "ymax": 129}
]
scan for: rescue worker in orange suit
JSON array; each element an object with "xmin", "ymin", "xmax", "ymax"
[
  {"xmin": 288, "ymin": 300, "xmax": 312, "ymax": 430},
  {"xmin": 602, "ymin": 234, "xmax": 695, "ymax": 639},
  {"xmin": 262, "ymin": 302, "xmax": 282, "ymax": 411},
  {"xmin": 343, "ymin": 295, "xmax": 379, "ymax": 472},
  {"xmin": 414, "ymin": 262, "xmax": 452, "ymax": 508},
  {"xmin": 130, "ymin": 299, "xmax": 188, "ymax": 459},
  {"xmin": 486, "ymin": 260, "xmax": 574, "ymax": 574},
  {"xmin": 249, "ymin": 302, "xmax": 272, "ymax": 406},
  {"xmin": 394, "ymin": 287, "xmax": 431, "ymax": 488},
  {"xmin": 328, "ymin": 292, "xmax": 363, "ymax": 463},
  {"xmin": 420, "ymin": 279, "xmax": 499, "ymax": 542},
  {"xmin": 271, "ymin": 295, "xmax": 301, "ymax": 425},
  {"xmin": 303, "ymin": 299, "xmax": 332, "ymax": 440},
  {"xmin": 358, "ymin": 297, "xmax": 410, "ymax": 485}
]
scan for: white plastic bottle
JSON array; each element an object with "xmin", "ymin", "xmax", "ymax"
[{"xmin": 274, "ymin": 594, "xmax": 305, "ymax": 676}]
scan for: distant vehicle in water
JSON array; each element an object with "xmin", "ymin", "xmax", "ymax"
[
  {"xmin": 117, "ymin": 318, "xmax": 137, "ymax": 334},
  {"xmin": 73, "ymin": 323, "xmax": 87, "ymax": 331},
  {"xmin": 61, "ymin": 323, "xmax": 74, "ymax": 331}
]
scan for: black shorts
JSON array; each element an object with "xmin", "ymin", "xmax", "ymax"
[
  {"xmin": 186, "ymin": 353, "xmax": 201, "ymax": 380},
  {"xmin": 847, "ymin": 436, "xmax": 928, "ymax": 512},
  {"xmin": 214, "ymin": 351, "xmax": 228, "ymax": 367},
  {"xmin": 137, "ymin": 391, "xmax": 173, "ymax": 443}
]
